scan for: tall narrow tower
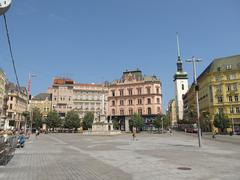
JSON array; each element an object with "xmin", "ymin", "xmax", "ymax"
[{"xmin": 173, "ymin": 33, "xmax": 188, "ymax": 121}]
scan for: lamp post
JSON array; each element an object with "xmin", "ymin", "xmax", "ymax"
[
  {"xmin": 0, "ymin": 0, "xmax": 12, "ymax": 15},
  {"xmin": 186, "ymin": 56, "xmax": 202, "ymax": 148},
  {"xmin": 230, "ymin": 101, "xmax": 235, "ymax": 135},
  {"xmin": 27, "ymin": 73, "xmax": 36, "ymax": 133}
]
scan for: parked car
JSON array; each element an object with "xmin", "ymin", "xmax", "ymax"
[{"xmin": 186, "ymin": 127, "xmax": 198, "ymax": 133}]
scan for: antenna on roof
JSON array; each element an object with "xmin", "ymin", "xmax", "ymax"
[{"xmin": 176, "ymin": 32, "xmax": 181, "ymax": 58}]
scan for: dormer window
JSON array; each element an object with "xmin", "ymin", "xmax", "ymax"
[{"xmin": 226, "ymin": 65, "xmax": 232, "ymax": 70}]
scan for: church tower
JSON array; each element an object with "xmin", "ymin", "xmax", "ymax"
[{"xmin": 173, "ymin": 33, "xmax": 188, "ymax": 121}]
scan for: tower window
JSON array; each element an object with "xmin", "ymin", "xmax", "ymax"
[{"xmin": 182, "ymin": 84, "xmax": 184, "ymax": 90}]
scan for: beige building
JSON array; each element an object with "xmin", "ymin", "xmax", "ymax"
[
  {"xmin": 73, "ymin": 83, "xmax": 108, "ymax": 119},
  {"xmin": 168, "ymin": 99, "xmax": 177, "ymax": 127},
  {"xmin": 51, "ymin": 78, "xmax": 74, "ymax": 118},
  {"xmin": 6, "ymin": 82, "xmax": 28, "ymax": 130},
  {"xmin": 51, "ymin": 78, "xmax": 108, "ymax": 119},
  {"xmin": 108, "ymin": 70, "xmax": 162, "ymax": 131},
  {"xmin": 0, "ymin": 68, "xmax": 7, "ymax": 129},
  {"xmin": 30, "ymin": 93, "xmax": 52, "ymax": 118}
]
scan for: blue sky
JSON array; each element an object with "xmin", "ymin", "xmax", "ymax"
[{"xmin": 0, "ymin": 0, "xmax": 239, "ymax": 111}]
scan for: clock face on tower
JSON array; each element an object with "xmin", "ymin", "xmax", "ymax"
[{"xmin": 0, "ymin": 0, "xmax": 12, "ymax": 15}]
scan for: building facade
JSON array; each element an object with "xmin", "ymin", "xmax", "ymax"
[
  {"xmin": 51, "ymin": 78, "xmax": 74, "ymax": 118},
  {"xmin": 51, "ymin": 78, "xmax": 108, "ymax": 119},
  {"xmin": 30, "ymin": 93, "xmax": 52, "ymax": 118},
  {"xmin": 183, "ymin": 55, "xmax": 240, "ymax": 132},
  {"xmin": 108, "ymin": 70, "xmax": 162, "ymax": 131},
  {"xmin": 0, "ymin": 68, "xmax": 7, "ymax": 129},
  {"xmin": 73, "ymin": 83, "xmax": 108, "ymax": 119},
  {"xmin": 6, "ymin": 82, "xmax": 28, "ymax": 130}
]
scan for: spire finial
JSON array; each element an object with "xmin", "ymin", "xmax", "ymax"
[{"xmin": 176, "ymin": 32, "xmax": 181, "ymax": 58}]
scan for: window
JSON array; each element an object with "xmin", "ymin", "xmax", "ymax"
[
  {"xmin": 137, "ymin": 99, "xmax": 142, "ymax": 105},
  {"xmin": 215, "ymin": 76, "xmax": 221, "ymax": 81},
  {"xmin": 156, "ymin": 87, "xmax": 159, "ymax": 94},
  {"xmin": 129, "ymin": 108, "xmax": 133, "ymax": 115},
  {"xmin": 10, "ymin": 96, "xmax": 13, "ymax": 101},
  {"xmin": 230, "ymin": 107, "xmax": 234, "ymax": 113},
  {"xmin": 217, "ymin": 67, "xmax": 221, "ymax": 72},
  {"xmin": 227, "ymin": 85, "xmax": 231, "ymax": 91},
  {"xmin": 10, "ymin": 104, "xmax": 13, "ymax": 109},
  {"xmin": 218, "ymin": 107, "xmax": 224, "ymax": 113},
  {"xmin": 119, "ymin": 89, "xmax": 124, "ymax": 96},
  {"xmin": 128, "ymin": 89, "xmax": 133, "ymax": 95},
  {"xmin": 120, "ymin": 100, "xmax": 124, "ymax": 106},
  {"xmin": 157, "ymin": 98, "xmax": 160, "ymax": 104},
  {"xmin": 226, "ymin": 64, "xmax": 232, "ymax": 70},
  {"xmin": 138, "ymin": 109, "xmax": 142, "ymax": 115},
  {"xmin": 112, "ymin": 109, "xmax": 115, "ymax": 115},
  {"xmin": 112, "ymin": 100, "xmax": 115, "ymax": 106},
  {"xmin": 157, "ymin": 107, "xmax": 161, "ymax": 113},
  {"xmin": 129, "ymin": 99, "xmax": 133, "ymax": 105},
  {"xmin": 112, "ymin": 90, "xmax": 115, "ymax": 97},
  {"xmin": 233, "ymin": 84, "xmax": 238, "ymax": 91},
  {"xmin": 236, "ymin": 107, "xmax": 240, "ymax": 113},
  {"xmin": 216, "ymin": 85, "xmax": 222, "ymax": 93},
  {"xmin": 147, "ymin": 107, "xmax": 151, "ymax": 115},
  {"xmin": 146, "ymin": 87, "xmax": 151, "ymax": 94},
  {"xmin": 137, "ymin": 88, "xmax": 142, "ymax": 95},
  {"xmin": 182, "ymin": 84, "xmax": 184, "ymax": 90},
  {"xmin": 217, "ymin": 96, "xmax": 223, "ymax": 103},
  {"xmin": 69, "ymin": 96, "xmax": 71, "ymax": 101},
  {"xmin": 147, "ymin": 98, "xmax": 151, "ymax": 104},
  {"xmin": 120, "ymin": 109, "xmax": 124, "ymax": 115},
  {"xmin": 235, "ymin": 95, "xmax": 238, "ymax": 102},
  {"xmin": 229, "ymin": 96, "xmax": 233, "ymax": 102}
]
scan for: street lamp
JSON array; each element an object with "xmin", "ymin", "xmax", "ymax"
[
  {"xmin": 186, "ymin": 56, "xmax": 202, "ymax": 148},
  {"xmin": 27, "ymin": 73, "xmax": 36, "ymax": 133},
  {"xmin": 230, "ymin": 101, "xmax": 235, "ymax": 135},
  {"xmin": 0, "ymin": 0, "xmax": 12, "ymax": 15}
]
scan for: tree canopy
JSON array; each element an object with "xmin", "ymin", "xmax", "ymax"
[
  {"xmin": 32, "ymin": 107, "xmax": 43, "ymax": 129},
  {"xmin": 46, "ymin": 111, "xmax": 61, "ymax": 130},
  {"xmin": 130, "ymin": 113, "xmax": 145, "ymax": 131},
  {"xmin": 64, "ymin": 110, "xmax": 80, "ymax": 130},
  {"xmin": 82, "ymin": 112, "xmax": 94, "ymax": 130},
  {"xmin": 213, "ymin": 112, "xmax": 230, "ymax": 134},
  {"xmin": 153, "ymin": 114, "xmax": 170, "ymax": 130}
]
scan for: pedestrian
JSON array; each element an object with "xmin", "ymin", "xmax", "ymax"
[
  {"xmin": 132, "ymin": 131, "xmax": 136, "ymax": 141},
  {"xmin": 35, "ymin": 129, "xmax": 39, "ymax": 139},
  {"xmin": 212, "ymin": 131, "xmax": 216, "ymax": 139}
]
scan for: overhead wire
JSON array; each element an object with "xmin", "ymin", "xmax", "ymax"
[{"xmin": 3, "ymin": 13, "xmax": 21, "ymax": 91}]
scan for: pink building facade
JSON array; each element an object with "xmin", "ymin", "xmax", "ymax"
[{"xmin": 108, "ymin": 70, "xmax": 162, "ymax": 131}]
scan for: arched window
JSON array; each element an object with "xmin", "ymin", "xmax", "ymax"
[
  {"xmin": 112, "ymin": 109, "xmax": 115, "ymax": 115},
  {"xmin": 147, "ymin": 107, "xmax": 151, "ymax": 115}
]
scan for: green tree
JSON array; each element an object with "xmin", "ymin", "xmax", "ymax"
[
  {"xmin": 129, "ymin": 113, "xmax": 145, "ymax": 132},
  {"xmin": 213, "ymin": 112, "xmax": 230, "ymax": 134},
  {"xmin": 153, "ymin": 114, "xmax": 170, "ymax": 131},
  {"xmin": 82, "ymin": 112, "xmax": 94, "ymax": 130},
  {"xmin": 32, "ymin": 107, "xmax": 43, "ymax": 129},
  {"xmin": 113, "ymin": 119, "xmax": 120, "ymax": 130},
  {"xmin": 64, "ymin": 110, "xmax": 80, "ymax": 131},
  {"xmin": 46, "ymin": 111, "xmax": 61, "ymax": 131},
  {"xmin": 200, "ymin": 112, "xmax": 211, "ymax": 132},
  {"xmin": 22, "ymin": 111, "xmax": 30, "ymax": 127}
]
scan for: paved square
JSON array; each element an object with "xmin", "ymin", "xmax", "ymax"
[{"xmin": 0, "ymin": 132, "xmax": 240, "ymax": 180}]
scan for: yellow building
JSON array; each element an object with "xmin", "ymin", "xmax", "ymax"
[
  {"xmin": 30, "ymin": 93, "xmax": 52, "ymax": 118},
  {"xmin": 183, "ymin": 55, "xmax": 240, "ymax": 133},
  {"xmin": 6, "ymin": 82, "xmax": 28, "ymax": 130},
  {"xmin": 167, "ymin": 99, "xmax": 177, "ymax": 127}
]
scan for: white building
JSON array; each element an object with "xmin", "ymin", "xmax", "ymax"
[{"xmin": 173, "ymin": 35, "xmax": 188, "ymax": 121}]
